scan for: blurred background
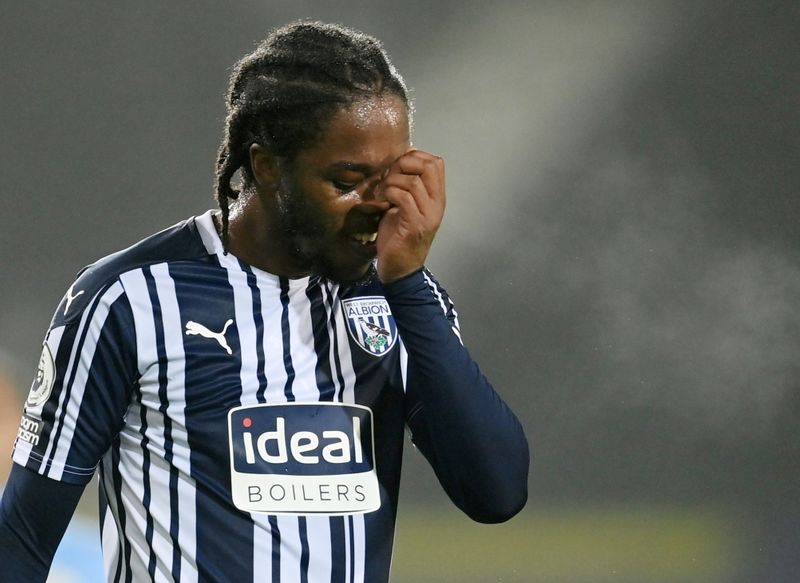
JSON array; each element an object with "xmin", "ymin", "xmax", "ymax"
[{"xmin": 1, "ymin": 1, "xmax": 798, "ymax": 581}]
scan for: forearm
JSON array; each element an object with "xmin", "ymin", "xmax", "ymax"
[
  {"xmin": 384, "ymin": 269, "xmax": 529, "ymax": 522},
  {"xmin": 0, "ymin": 464, "xmax": 85, "ymax": 582}
]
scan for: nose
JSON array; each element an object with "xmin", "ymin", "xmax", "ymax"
[
  {"xmin": 360, "ymin": 175, "xmax": 383, "ymax": 203},
  {"xmin": 361, "ymin": 172, "xmax": 390, "ymax": 210},
  {"xmin": 354, "ymin": 177, "xmax": 390, "ymax": 219}
]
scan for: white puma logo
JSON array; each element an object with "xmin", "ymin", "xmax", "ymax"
[
  {"xmin": 185, "ymin": 319, "xmax": 234, "ymax": 355},
  {"xmin": 64, "ymin": 284, "xmax": 85, "ymax": 315}
]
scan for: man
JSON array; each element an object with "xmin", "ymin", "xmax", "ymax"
[{"xmin": 0, "ymin": 21, "xmax": 529, "ymax": 582}]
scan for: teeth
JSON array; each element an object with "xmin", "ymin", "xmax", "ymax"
[{"xmin": 352, "ymin": 232, "xmax": 377, "ymax": 244}]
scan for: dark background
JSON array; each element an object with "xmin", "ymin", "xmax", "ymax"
[{"xmin": 1, "ymin": 1, "xmax": 798, "ymax": 581}]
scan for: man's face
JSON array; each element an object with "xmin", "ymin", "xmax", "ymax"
[{"xmin": 273, "ymin": 94, "xmax": 410, "ymax": 284}]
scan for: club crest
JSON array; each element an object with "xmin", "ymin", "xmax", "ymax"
[{"xmin": 342, "ymin": 296, "xmax": 398, "ymax": 356}]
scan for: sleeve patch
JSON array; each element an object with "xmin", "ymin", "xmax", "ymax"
[
  {"xmin": 26, "ymin": 344, "xmax": 56, "ymax": 407},
  {"xmin": 17, "ymin": 414, "xmax": 43, "ymax": 447}
]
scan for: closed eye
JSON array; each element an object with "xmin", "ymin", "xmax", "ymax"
[
  {"xmin": 328, "ymin": 162, "xmax": 374, "ymax": 193},
  {"xmin": 332, "ymin": 180, "xmax": 360, "ymax": 193}
]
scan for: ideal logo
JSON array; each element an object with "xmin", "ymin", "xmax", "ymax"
[
  {"xmin": 227, "ymin": 402, "xmax": 380, "ymax": 515},
  {"xmin": 342, "ymin": 296, "xmax": 398, "ymax": 356}
]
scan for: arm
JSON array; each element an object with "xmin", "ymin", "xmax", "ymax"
[
  {"xmin": 385, "ymin": 269, "xmax": 529, "ymax": 523},
  {"xmin": 4, "ymin": 275, "xmax": 137, "ymax": 581},
  {"xmin": 374, "ymin": 149, "xmax": 528, "ymax": 521},
  {"xmin": 0, "ymin": 464, "xmax": 85, "ymax": 582}
]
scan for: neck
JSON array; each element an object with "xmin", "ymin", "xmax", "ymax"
[{"xmin": 223, "ymin": 189, "xmax": 311, "ymax": 278}]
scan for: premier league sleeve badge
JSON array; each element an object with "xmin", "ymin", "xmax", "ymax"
[{"xmin": 27, "ymin": 343, "xmax": 56, "ymax": 407}]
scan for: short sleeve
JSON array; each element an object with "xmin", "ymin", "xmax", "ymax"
[{"xmin": 12, "ymin": 278, "xmax": 138, "ymax": 485}]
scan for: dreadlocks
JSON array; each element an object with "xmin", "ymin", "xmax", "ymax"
[{"xmin": 214, "ymin": 21, "xmax": 410, "ymax": 250}]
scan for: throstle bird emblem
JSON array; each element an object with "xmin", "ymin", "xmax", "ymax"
[
  {"xmin": 358, "ymin": 318, "xmax": 390, "ymax": 347},
  {"xmin": 357, "ymin": 318, "xmax": 390, "ymax": 351},
  {"xmin": 185, "ymin": 319, "xmax": 235, "ymax": 355}
]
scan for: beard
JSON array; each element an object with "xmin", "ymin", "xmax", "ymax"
[{"xmin": 275, "ymin": 181, "xmax": 377, "ymax": 287}]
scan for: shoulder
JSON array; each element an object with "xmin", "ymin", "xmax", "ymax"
[{"xmin": 53, "ymin": 214, "xmax": 212, "ymax": 327}]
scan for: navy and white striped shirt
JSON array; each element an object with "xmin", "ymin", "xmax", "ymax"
[{"xmin": 9, "ymin": 211, "xmax": 528, "ymax": 582}]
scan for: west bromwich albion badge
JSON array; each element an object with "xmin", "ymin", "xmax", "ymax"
[{"xmin": 341, "ymin": 296, "xmax": 398, "ymax": 356}]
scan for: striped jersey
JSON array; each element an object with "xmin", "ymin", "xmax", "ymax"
[{"xmin": 13, "ymin": 211, "xmax": 466, "ymax": 582}]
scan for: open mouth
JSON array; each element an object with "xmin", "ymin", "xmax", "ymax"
[{"xmin": 349, "ymin": 232, "xmax": 378, "ymax": 246}]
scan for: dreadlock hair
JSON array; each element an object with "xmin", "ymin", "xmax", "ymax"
[{"xmin": 214, "ymin": 21, "xmax": 410, "ymax": 251}]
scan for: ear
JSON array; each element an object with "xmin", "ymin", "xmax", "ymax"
[{"xmin": 249, "ymin": 143, "xmax": 281, "ymax": 190}]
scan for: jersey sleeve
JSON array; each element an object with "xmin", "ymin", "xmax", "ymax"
[
  {"xmin": 383, "ymin": 268, "xmax": 529, "ymax": 523},
  {"xmin": 12, "ymin": 275, "xmax": 138, "ymax": 485},
  {"xmin": 0, "ymin": 464, "xmax": 86, "ymax": 582}
]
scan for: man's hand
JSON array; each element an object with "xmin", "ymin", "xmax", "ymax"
[{"xmin": 374, "ymin": 150, "xmax": 445, "ymax": 283}]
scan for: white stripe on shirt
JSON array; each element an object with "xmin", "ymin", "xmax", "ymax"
[{"xmin": 49, "ymin": 283, "xmax": 124, "ymax": 480}]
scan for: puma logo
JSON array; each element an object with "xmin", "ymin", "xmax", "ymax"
[
  {"xmin": 185, "ymin": 319, "xmax": 234, "ymax": 355},
  {"xmin": 64, "ymin": 284, "xmax": 85, "ymax": 315}
]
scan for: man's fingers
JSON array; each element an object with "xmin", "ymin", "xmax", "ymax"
[
  {"xmin": 377, "ymin": 173, "xmax": 432, "ymax": 216},
  {"xmin": 374, "ymin": 150, "xmax": 445, "ymax": 282},
  {"xmin": 380, "ymin": 185, "xmax": 423, "ymax": 222},
  {"xmin": 417, "ymin": 154, "xmax": 445, "ymax": 209},
  {"xmin": 393, "ymin": 152, "xmax": 426, "ymax": 175},
  {"xmin": 382, "ymin": 150, "xmax": 445, "ymax": 211}
]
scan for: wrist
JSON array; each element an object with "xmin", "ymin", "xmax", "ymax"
[
  {"xmin": 381, "ymin": 267, "xmax": 427, "ymax": 297},
  {"xmin": 377, "ymin": 264, "xmax": 424, "ymax": 285}
]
